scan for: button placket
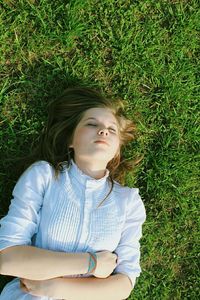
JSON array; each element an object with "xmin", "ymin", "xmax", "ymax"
[{"xmin": 78, "ymin": 182, "xmax": 93, "ymax": 249}]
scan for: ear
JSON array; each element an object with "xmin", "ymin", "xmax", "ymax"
[
  {"xmin": 68, "ymin": 137, "xmax": 74, "ymax": 149},
  {"xmin": 68, "ymin": 139, "xmax": 74, "ymax": 148}
]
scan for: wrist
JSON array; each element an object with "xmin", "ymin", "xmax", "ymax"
[
  {"xmin": 87, "ymin": 252, "xmax": 97, "ymax": 274},
  {"xmin": 62, "ymin": 252, "xmax": 90, "ymax": 275},
  {"xmin": 79, "ymin": 252, "xmax": 91, "ymax": 274}
]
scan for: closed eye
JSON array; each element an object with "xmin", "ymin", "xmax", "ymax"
[
  {"xmin": 87, "ymin": 123, "xmax": 97, "ymax": 126},
  {"xmin": 109, "ymin": 127, "xmax": 116, "ymax": 132},
  {"xmin": 87, "ymin": 123, "xmax": 117, "ymax": 133}
]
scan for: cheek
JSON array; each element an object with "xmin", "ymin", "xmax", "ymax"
[
  {"xmin": 113, "ymin": 136, "xmax": 120, "ymax": 148},
  {"xmin": 79, "ymin": 127, "xmax": 92, "ymax": 139},
  {"xmin": 109, "ymin": 138, "xmax": 120, "ymax": 156},
  {"xmin": 73, "ymin": 128, "xmax": 91, "ymax": 145}
]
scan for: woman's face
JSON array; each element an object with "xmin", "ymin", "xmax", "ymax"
[{"xmin": 69, "ymin": 107, "xmax": 120, "ymax": 164}]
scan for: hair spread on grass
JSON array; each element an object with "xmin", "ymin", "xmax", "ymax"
[{"xmin": 13, "ymin": 87, "xmax": 141, "ymax": 202}]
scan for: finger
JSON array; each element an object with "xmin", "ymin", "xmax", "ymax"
[
  {"xmin": 113, "ymin": 253, "xmax": 118, "ymax": 261},
  {"xmin": 20, "ymin": 279, "xmax": 25, "ymax": 287},
  {"xmin": 20, "ymin": 279, "xmax": 30, "ymax": 290},
  {"xmin": 20, "ymin": 281, "xmax": 29, "ymax": 293},
  {"xmin": 20, "ymin": 278, "xmax": 27, "ymax": 285}
]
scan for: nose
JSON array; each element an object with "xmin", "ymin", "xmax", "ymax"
[{"xmin": 98, "ymin": 128, "xmax": 109, "ymax": 136}]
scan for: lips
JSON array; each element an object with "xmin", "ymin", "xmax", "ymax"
[{"xmin": 94, "ymin": 140, "xmax": 109, "ymax": 146}]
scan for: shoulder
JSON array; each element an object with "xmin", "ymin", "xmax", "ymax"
[
  {"xmin": 18, "ymin": 160, "xmax": 56, "ymax": 186},
  {"xmin": 28, "ymin": 160, "xmax": 53, "ymax": 170},
  {"xmin": 113, "ymin": 180, "xmax": 138, "ymax": 197},
  {"xmin": 11, "ymin": 160, "xmax": 58, "ymax": 199},
  {"xmin": 113, "ymin": 181, "xmax": 146, "ymax": 220},
  {"xmin": 25, "ymin": 160, "xmax": 54, "ymax": 174}
]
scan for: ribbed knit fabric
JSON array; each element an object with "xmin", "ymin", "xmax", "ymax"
[{"xmin": 0, "ymin": 159, "xmax": 146, "ymax": 300}]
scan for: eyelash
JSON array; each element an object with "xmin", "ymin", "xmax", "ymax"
[{"xmin": 87, "ymin": 123, "xmax": 117, "ymax": 133}]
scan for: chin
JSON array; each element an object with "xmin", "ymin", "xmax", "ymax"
[{"xmin": 85, "ymin": 155, "xmax": 111, "ymax": 163}]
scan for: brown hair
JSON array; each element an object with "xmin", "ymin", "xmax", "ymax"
[{"xmin": 13, "ymin": 87, "xmax": 141, "ymax": 202}]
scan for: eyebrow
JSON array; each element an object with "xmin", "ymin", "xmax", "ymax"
[{"xmin": 84, "ymin": 117, "xmax": 118, "ymax": 126}]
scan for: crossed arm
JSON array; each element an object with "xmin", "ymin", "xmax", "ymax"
[
  {"xmin": 21, "ymin": 273, "xmax": 132, "ymax": 300},
  {"xmin": 0, "ymin": 245, "xmax": 132, "ymax": 300}
]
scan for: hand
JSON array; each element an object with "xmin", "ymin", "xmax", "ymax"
[
  {"xmin": 92, "ymin": 250, "xmax": 118, "ymax": 278},
  {"xmin": 20, "ymin": 277, "xmax": 58, "ymax": 298}
]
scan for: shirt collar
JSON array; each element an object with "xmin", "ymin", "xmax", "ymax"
[{"xmin": 68, "ymin": 159, "xmax": 110, "ymax": 187}]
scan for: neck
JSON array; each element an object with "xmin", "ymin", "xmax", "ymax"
[{"xmin": 73, "ymin": 157, "xmax": 108, "ymax": 179}]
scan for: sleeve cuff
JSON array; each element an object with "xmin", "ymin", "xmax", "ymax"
[{"xmin": 113, "ymin": 271, "xmax": 137, "ymax": 289}]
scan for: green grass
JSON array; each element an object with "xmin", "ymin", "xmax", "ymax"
[{"xmin": 0, "ymin": 0, "xmax": 199, "ymax": 299}]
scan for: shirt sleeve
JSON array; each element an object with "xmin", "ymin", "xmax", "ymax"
[
  {"xmin": 0, "ymin": 161, "xmax": 52, "ymax": 251},
  {"xmin": 112, "ymin": 188, "xmax": 146, "ymax": 289}
]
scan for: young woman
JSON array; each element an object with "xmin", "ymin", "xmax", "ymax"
[{"xmin": 0, "ymin": 87, "xmax": 146, "ymax": 300}]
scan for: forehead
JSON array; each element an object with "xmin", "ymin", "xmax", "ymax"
[{"xmin": 81, "ymin": 107, "xmax": 117, "ymax": 123}]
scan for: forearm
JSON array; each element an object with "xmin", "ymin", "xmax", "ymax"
[
  {"xmin": 0, "ymin": 245, "xmax": 89, "ymax": 280},
  {"xmin": 53, "ymin": 273, "xmax": 132, "ymax": 300}
]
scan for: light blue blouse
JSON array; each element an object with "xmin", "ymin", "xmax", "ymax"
[{"xmin": 0, "ymin": 159, "xmax": 146, "ymax": 300}]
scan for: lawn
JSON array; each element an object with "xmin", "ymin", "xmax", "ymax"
[{"xmin": 0, "ymin": 0, "xmax": 199, "ymax": 299}]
